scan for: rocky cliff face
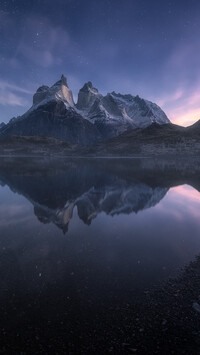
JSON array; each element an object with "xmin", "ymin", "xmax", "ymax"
[
  {"xmin": 76, "ymin": 81, "xmax": 101, "ymax": 110},
  {"xmin": 0, "ymin": 75, "xmax": 170, "ymax": 145}
]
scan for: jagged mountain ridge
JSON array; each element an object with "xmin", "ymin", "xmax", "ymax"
[
  {"xmin": 0, "ymin": 75, "xmax": 170, "ymax": 144},
  {"xmin": 76, "ymin": 81, "xmax": 169, "ymax": 138}
]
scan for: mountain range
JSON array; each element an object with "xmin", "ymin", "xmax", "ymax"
[
  {"xmin": 0, "ymin": 74, "xmax": 199, "ymax": 156},
  {"xmin": 0, "ymin": 75, "xmax": 170, "ymax": 145}
]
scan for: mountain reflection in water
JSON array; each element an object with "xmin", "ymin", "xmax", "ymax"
[
  {"xmin": 1, "ymin": 157, "xmax": 199, "ymax": 233},
  {"xmin": 0, "ymin": 157, "xmax": 200, "ymax": 353}
]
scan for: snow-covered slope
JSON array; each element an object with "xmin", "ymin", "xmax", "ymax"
[{"xmin": 76, "ymin": 83, "xmax": 170, "ymax": 138}]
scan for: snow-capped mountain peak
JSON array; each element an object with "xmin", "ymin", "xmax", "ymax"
[{"xmin": 33, "ymin": 74, "xmax": 75, "ymax": 108}]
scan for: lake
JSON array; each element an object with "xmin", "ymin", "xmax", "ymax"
[{"xmin": 0, "ymin": 157, "xmax": 200, "ymax": 354}]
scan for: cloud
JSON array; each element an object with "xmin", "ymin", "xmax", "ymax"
[
  {"xmin": 170, "ymin": 107, "xmax": 200, "ymax": 127},
  {"xmin": 17, "ymin": 16, "xmax": 73, "ymax": 68},
  {"xmin": 0, "ymin": 80, "xmax": 32, "ymax": 94},
  {"xmin": 156, "ymin": 185, "xmax": 200, "ymax": 221},
  {"xmin": 0, "ymin": 80, "xmax": 31, "ymax": 107},
  {"xmin": 157, "ymin": 39, "xmax": 200, "ymax": 125},
  {"xmin": 0, "ymin": 12, "xmax": 78, "ymax": 69},
  {"xmin": 156, "ymin": 89, "xmax": 184, "ymax": 107},
  {"xmin": 0, "ymin": 92, "xmax": 28, "ymax": 106},
  {"xmin": 157, "ymin": 84, "xmax": 200, "ymax": 126}
]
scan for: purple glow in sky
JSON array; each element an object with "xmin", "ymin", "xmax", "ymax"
[{"xmin": 1, "ymin": 0, "xmax": 200, "ymax": 126}]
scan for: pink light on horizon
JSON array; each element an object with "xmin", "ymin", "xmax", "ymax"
[
  {"xmin": 167, "ymin": 107, "xmax": 200, "ymax": 127},
  {"xmin": 157, "ymin": 184, "xmax": 200, "ymax": 221},
  {"xmin": 156, "ymin": 85, "xmax": 200, "ymax": 127}
]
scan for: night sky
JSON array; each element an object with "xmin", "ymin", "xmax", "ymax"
[{"xmin": 1, "ymin": 0, "xmax": 200, "ymax": 126}]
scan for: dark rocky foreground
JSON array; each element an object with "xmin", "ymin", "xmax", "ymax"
[
  {"xmin": 1, "ymin": 254, "xmax": 200, "ymax": 354},
  {"xmin": 0, "ymin": 121, "xmax": 200, "ymax": 157},
  {"xmin": 117, "ymin": 255, "xmax": 200, "ymax": 355}
]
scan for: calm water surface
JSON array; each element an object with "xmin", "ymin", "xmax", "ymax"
[{"xmin": 0, "ymin": 158, "xmax": 200, "ymax": 353}]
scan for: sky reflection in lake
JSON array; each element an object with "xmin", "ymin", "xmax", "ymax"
[{"xmin": 0, "ymin": 158, "xmax": 200, "ymax": 352}]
